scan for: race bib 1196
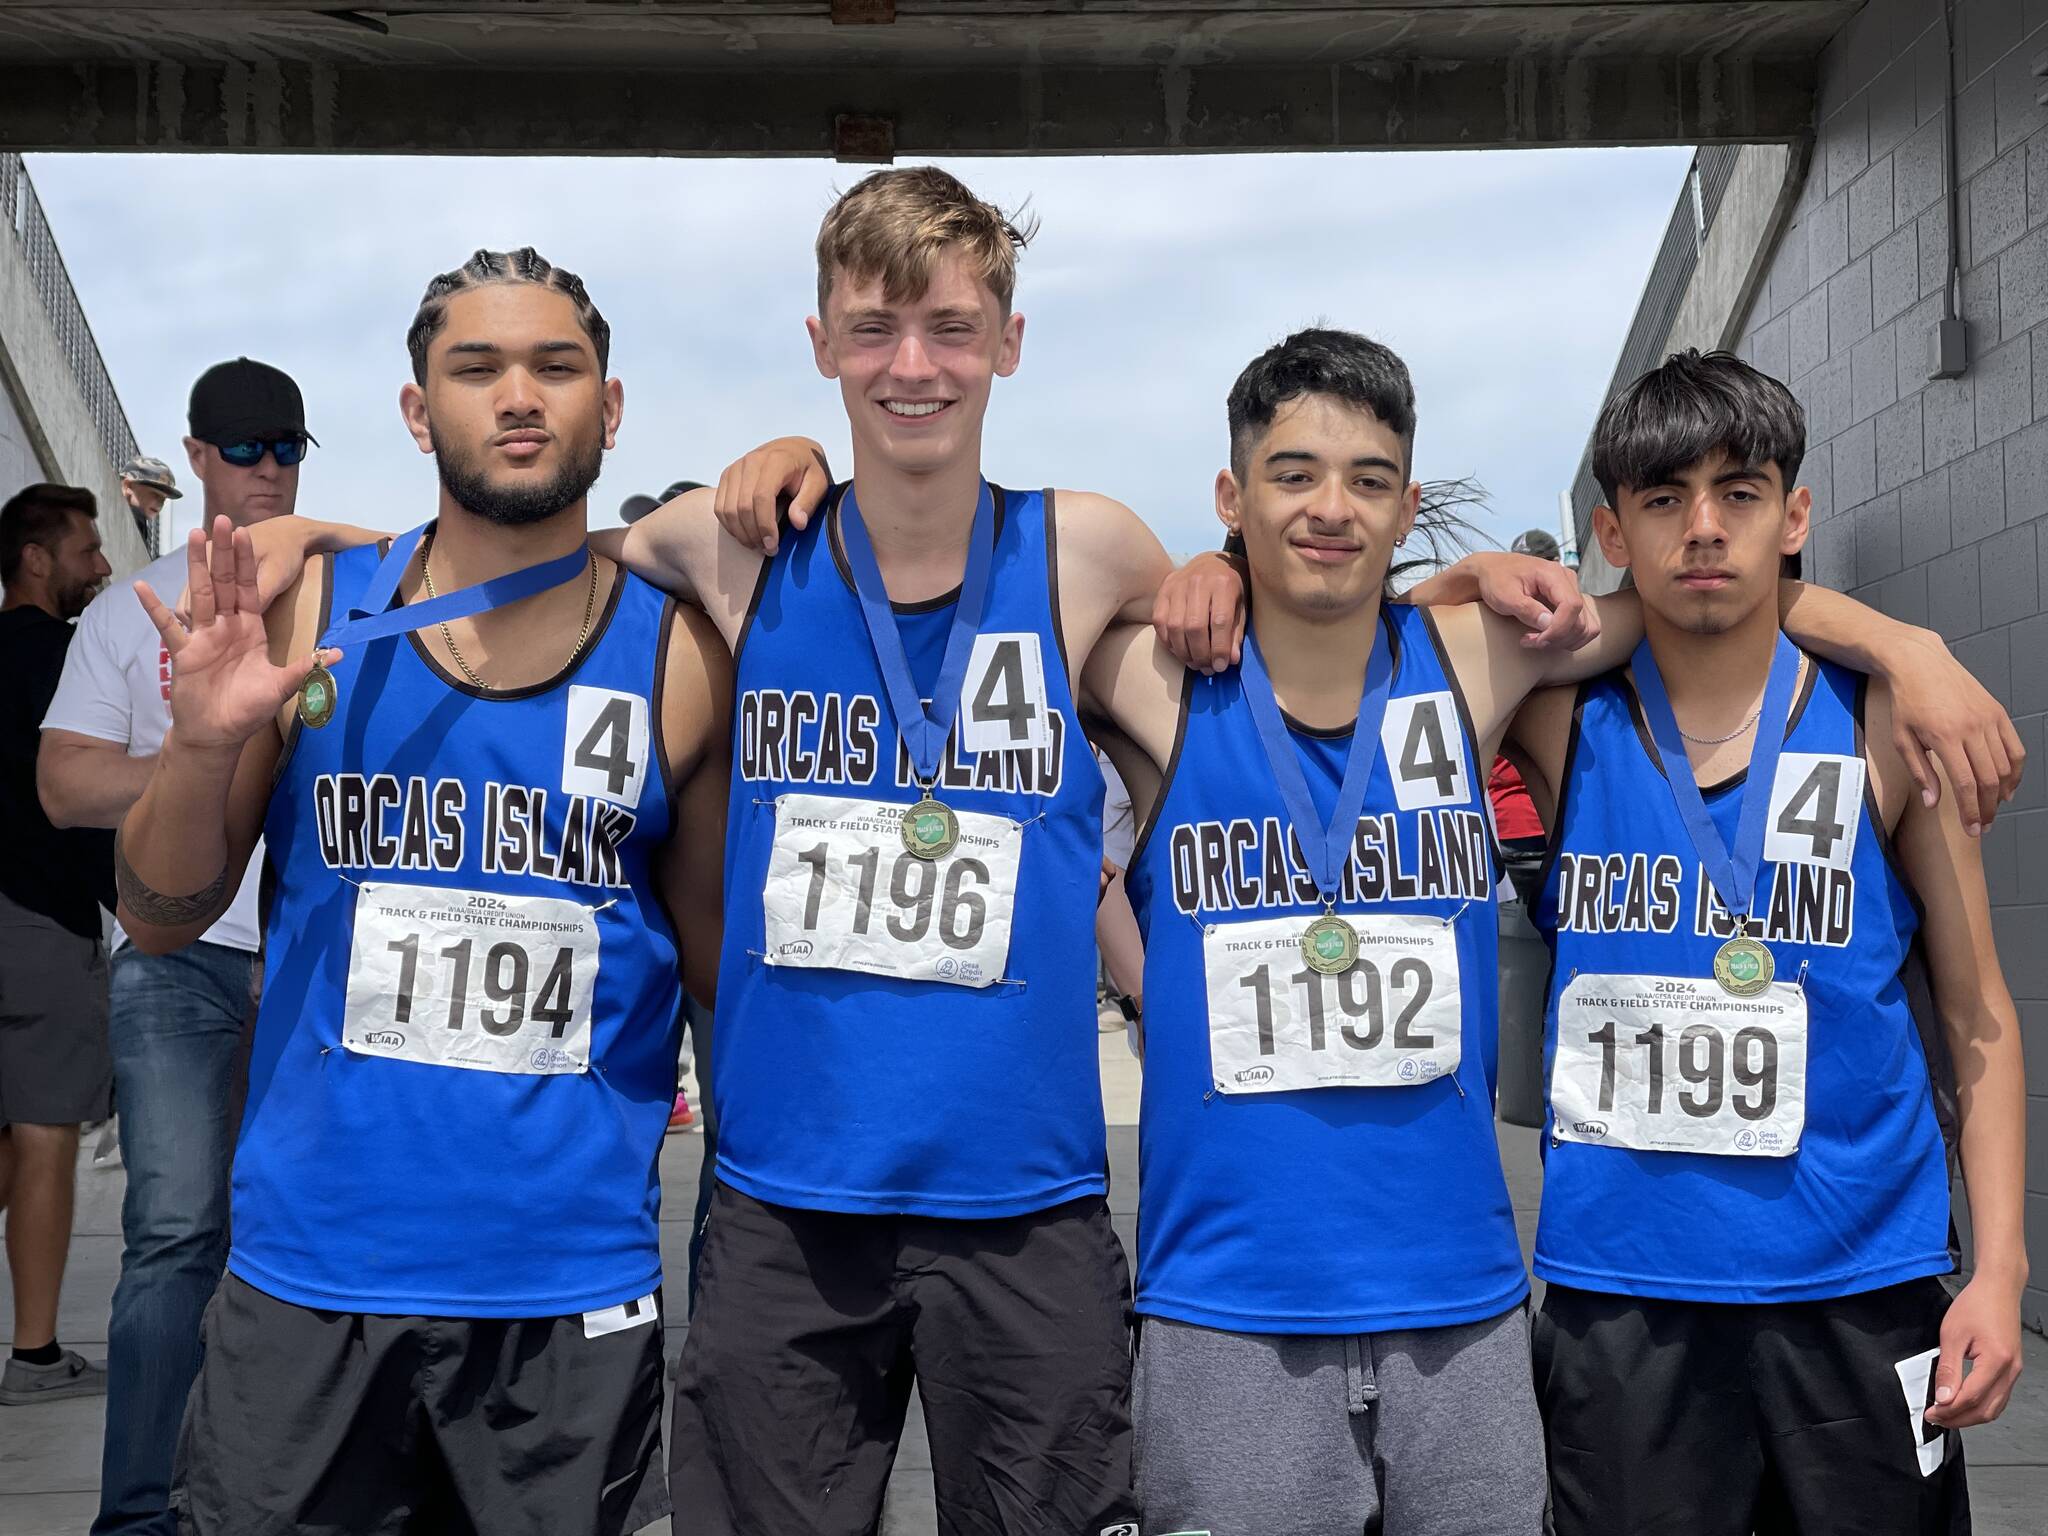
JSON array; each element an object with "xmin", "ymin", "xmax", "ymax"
[
  {"xmin": 1201, "ymin": 912, "xmax": 1462, "ymax": 1093},
  {"xmin": 1551, "ymin": 973, "xmax": 1807, "ymax": 1156},
  {"xmin": 762, "ymin": 794, "xmax": 1021, "ymax": 988}
]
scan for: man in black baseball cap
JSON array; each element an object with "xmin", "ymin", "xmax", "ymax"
[
  {"xmin": 38, "ymin": 353, "xmax": 313, "ymax": 1536},
  {"xmin": 187, "ymin": 357, "xmax": 313, "ymax": 447},
  {"xmin": 163, "ymin": 356, "xmax": 316, "ymax": 553}
]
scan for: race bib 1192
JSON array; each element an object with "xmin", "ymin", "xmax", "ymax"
[
  {"xmin": 762, "ymin": 794, "xmax": 1021, "ymax": 988},
  {"xmin": 1551, "ymin": 973, "xmax": 1807, "ymax": 1156},
  {"xmin": 342, "ymin": 882, "xmax": 599, "ymax": 1075},
  {"xmin": 1201, "ymin": 912, "xmax": 1462, "ymax": 1093}
]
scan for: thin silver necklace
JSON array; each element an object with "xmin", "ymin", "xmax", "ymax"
[
  {"xmin": 1678, "ymin": 708, "xmax": 1762, "ymax": 746},
  {"xmin": 1675, "ymin": 656, "xmax": 1804, "ymax": 745}
]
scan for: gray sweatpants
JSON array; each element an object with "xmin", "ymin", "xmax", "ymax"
[{"xmin": 1133, "ymin": 1305, "xmax": 1545, "ymax": 1536}]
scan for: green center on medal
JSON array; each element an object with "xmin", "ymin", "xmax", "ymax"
[
  {"xmin": 1300, "ymin": 914, "xmax": 1357, "ymax": 976},
  {"xmin": 1713, "ymin": 935, "xmax": 1773, "ymax": 997},
  {"xmin": 902, "ymin": 797, "xmax": 956, "ymax": 860},
  {"xmin": 299, "ymin": 669, "xmax": 334, "ymax": 728}
]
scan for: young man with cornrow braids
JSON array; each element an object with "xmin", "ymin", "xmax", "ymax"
[{"xmin": 115, "ymin": 248, "xmax": 731, "ymax": 1534}]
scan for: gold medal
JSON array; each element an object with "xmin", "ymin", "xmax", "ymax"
[
  {"xmin": 901, "ymin": 794, "xmax": 959, "ymax": 860},
  {"xmin": 298, "ymin": 660, "xmax": 337, "ymax": 730},
  {"xmin": 1713, "ymin": 928, "xmax": 1774, "ymax": 997},
  {"xmin": 1300, "ymin": 910, "xmax": 1359, "ymax": 976}
]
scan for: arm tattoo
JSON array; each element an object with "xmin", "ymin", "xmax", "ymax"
[{"xmin": 114, "ymin": 828, "xmax": 231, "ymax": 930}]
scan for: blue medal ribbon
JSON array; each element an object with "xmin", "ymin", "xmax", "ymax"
[
  {"xmin": 1629, "ymin": 632, "xmax": 1801, "ymax": 929},
  {"xmin": 316, "ymin": 522, "xmax": 590, "ymax": 652},
  {"xmin": 837, "ymin": 480, "xmax": 997, "ymax": 789},
  {"xmin": 1237, "ymin": 615, "xmax": 1396, "ymax": 907}
]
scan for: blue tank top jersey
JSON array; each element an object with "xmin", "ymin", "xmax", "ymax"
[
  {"xmin": 236, "ymin": 542, "xmax": 684, "ymax": 1317},
  {"xmin": 1124, "ymin": 604, "xmax": 1526, "ymax": 1334},
  {"xmin": 1531, "ymin": 656, "xmax": 1953, "ymax": 1303},
  {"xmin": 715, "ymin": 486, "xmax": 1106, "ymax": 1217}
]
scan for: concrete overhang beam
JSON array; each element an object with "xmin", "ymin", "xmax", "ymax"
[{"xmin": 0, "ymin": 52, "xmax": 1817, "ymax": 155}]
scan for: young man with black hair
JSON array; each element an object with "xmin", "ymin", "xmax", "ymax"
[
  {"xmin": 0, "ymin": 483, "xmax": 114, "ymax": 1407},
  {"xmin": 114, "ymin": 249, "xmax": 731, "ymax": 1534},
  {"xmin": 1105, "ymin": 330, "xmax": 2019, "ymax": 1536},
  {"xmin": 1499, "ymin": 349, "xmax": 2024, "ymax": 1535}
]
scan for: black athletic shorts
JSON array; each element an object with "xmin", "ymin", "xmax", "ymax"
[
  {"xmin": 672, "ymin": 1183, "xmax": 1138, "ymax": 1536},
  {"xmin": 174, "ymin": 1272, "xmax": 668, "ymax": 1536},
  {"xmin": 1533, "ymin": 1276, "xmax": 1970, "ymax": 1536}
]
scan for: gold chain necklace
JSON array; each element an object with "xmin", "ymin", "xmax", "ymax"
[{"xmin": 420, "ymin": 533, "xmax": 597, "ymax": 692}]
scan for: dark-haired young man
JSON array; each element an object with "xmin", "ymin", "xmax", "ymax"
[
  {"xmin": 0, "ymin": 484, "xmax": 113, "ymax": 1408},
  {"xmin": 1106, "ymin": 331, "xmax": 2019, "ymax": 1536},
  {"xmin": 1501, "ymin": 350, "xmax": 2024, "ymax": 1536},
  {"xmin": 114, "ymin": 249, "xmax": 731, "ymax": 1534}
]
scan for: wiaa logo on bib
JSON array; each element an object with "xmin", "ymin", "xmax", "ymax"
[
  {"xmin": 1571, "ymin": 1120, "xmax": 1608, "ymax": 1138},
  {"xmin": 363, "ymin": 1030, "xmax": 404, "ymax": 1050}
]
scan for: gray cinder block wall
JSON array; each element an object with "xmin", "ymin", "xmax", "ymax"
[{"xmin": 1734, "ymin": 0, "xmax": 2048, "ymax": 1329}]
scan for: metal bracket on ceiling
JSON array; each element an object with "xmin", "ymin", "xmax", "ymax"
[{"xmin": 834, "ymin": 113, "xmax": 895, "ymax": 163}]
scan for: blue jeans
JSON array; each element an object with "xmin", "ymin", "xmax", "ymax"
[{"xmin": 93, "ymin": 941, "xmax": 255, "ymax": 1536}]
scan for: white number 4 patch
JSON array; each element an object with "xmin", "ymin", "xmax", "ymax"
[
  {"xmin": 959, "ymin": 633, "xmax": 1051, "ymax": 754},
  {"xmin": 1380, "ymin": 692, "xmax": 1470, "ymax": 811},
  {"xmin": 1765, "ymin": 752, "xmax": 1863, "ymax": 871},
  {"xmin": 562, "ymin": 686, "xmax": 649, "ymax": 808}
]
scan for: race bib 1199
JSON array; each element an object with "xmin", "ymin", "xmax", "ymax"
[
  {"xmin": 1551, "ymin": 973, "xmax": 1807, "ymax": 1156},
  {"xmin": 342, "ymin": 882, "xmax": 599, "ymax": 1075},
  {"xmin": 1201, "ymin": 912, "xmax": 1462, "ymax": 1093},
  {"xmin": 762, "ymin": 794, "xmax": 1021, "ymax": 988}
]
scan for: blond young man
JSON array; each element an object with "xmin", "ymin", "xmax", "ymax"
[{"xmin": 624, "ymin": 166, "xmax": 1194, "ymax": 1536}]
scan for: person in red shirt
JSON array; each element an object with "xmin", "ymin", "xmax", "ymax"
[{"xmin": 1492, "ymin": 530, "xmax": 1562, "ymax": 902}]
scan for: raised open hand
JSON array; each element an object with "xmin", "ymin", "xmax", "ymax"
[{"xmin": 134, "ymin": 517, "xmax": 337, "ymax": 753}]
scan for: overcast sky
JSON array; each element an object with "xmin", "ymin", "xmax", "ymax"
[{"xmin": 30, "ymin": 148, "xmax": 1692, "ymax": 558}]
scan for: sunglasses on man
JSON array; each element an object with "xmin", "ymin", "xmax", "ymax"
[{"xmin": 215, "ymin": 435, "xmax": 311, "ymax": 469}]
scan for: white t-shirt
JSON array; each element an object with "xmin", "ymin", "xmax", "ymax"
[
  {"xmin": 1097, "ymin": 749, "xmax": 1136, "ymax": 870},
  {"xmin": 41, "ymin": 547, "xmax": 263, "ymax": 953}
]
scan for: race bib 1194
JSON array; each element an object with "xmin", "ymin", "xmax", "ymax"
[
  {"xmin": 1201, "ymin": 912, "xmax": 1462, "ymax": 1093},
  {"xmin": 762, "ymin": 794, "xmax": 1021, "ymax": 988},
  {"xmin": 342, "ymin": 882, "xmax": 599, "ymax": 1075},
  {"xmin": 1551, "ymin": 973, "xmax": 1807, "ymax": 1156}
]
